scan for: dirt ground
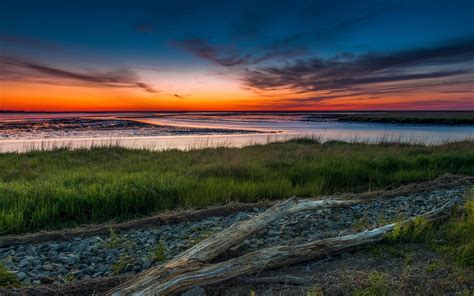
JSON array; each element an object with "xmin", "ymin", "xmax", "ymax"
[{"xmin": 210, "ymin": 243, "xmax": 473, "ymax": 296}]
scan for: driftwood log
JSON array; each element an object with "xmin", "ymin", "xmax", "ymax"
[
  {"xmin": 108, "ymin": 198, "xmax": 360, "ymax": 295},
  {"xmin": 109, "ymin": 198, "xmax": 456, "ymax": 296}
]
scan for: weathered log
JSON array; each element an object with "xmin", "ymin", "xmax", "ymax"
[
  {"xmin": 108, "ymin": 198, "xmax": 360, "ymax": 295},
  {"xmin": 175, "ymin": 198, "xmax": 361, "ymax": 264},
  {"xmin": 112, "ymin": 199, "xmax": 455, "ymax": 295}
]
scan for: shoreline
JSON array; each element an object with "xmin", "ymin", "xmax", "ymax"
[{"xmin": 0, "ymin": 117, "xmax": 265, "ymax": 141}]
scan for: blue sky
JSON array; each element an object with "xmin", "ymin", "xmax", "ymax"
[{"xmin": 0, "ymin": 0, "xmax": 473, "ymax": 110}]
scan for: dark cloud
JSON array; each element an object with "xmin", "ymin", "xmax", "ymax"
[
  {"xmin": 176, "ymin": 36, "xmax": 307, "ymax": 67},
  {"xmin": 176, "ymin": 39, "xmax": 254, "ymax": 67},
  {"xmin": 173, "ymin": 94, "xmax": 185, "ymax": 99},
  {"xmin": 135, "ymin": 82, "xmax": 157, "ymax": 93},
  {"xmin": 243, "ymin": 39, "xmax": 474, "ymax": 97},
  {"xmin": 0, "ymin": 56, "xmax": 157, "ymax": 93}
]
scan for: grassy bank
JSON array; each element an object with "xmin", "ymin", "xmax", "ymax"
[
  {"xmin": 338, "ymin": 112, "xmax": 474, "ymax": 125},
  {"xmin": 390, "ymin": 191, "xmax": 474, "ymax": 268},
  {"xmin": 0, "ymin": 139, "xmax": 473, "ymax": 234}
]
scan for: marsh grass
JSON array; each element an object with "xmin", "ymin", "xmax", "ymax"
[
  {"xmin": 0, "ymin": 139, "xmax": 473, "ymax": 234},
  {"xmin": 149, "ymin": 241, "xmax": 167, "ymax": 263},
  {"xmin": 112, "ymin": 255, "xmax": 134, "ymax": 275}
]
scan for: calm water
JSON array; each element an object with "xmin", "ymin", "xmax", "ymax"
[{"xmin": 0, "ymin": 112, "xmax": 472, "ymax": 152}]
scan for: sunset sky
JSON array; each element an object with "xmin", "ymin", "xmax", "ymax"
[{"xmin": 0, "ymin": 0, "xmax": 473, "ymax": 111}]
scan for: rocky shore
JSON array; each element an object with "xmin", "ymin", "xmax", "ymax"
[{"xmin": 0, "ymin": 186, "xmax": 468, "ymax": 287}]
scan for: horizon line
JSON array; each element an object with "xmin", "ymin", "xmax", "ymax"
[{"xmin": 1, "ymin": 110, "xmax": 474, "ymax": 113}]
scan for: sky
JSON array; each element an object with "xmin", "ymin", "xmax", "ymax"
[{"xmin": 0, "ymin": 0, "xmax": 473, "ymax": 111}]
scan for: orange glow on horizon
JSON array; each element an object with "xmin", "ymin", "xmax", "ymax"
[{"xmin": 1, "ymin": 80, "xmax": 472, "ymax": 111}]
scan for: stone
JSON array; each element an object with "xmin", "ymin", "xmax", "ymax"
[
  {"xmin": 133, "ymin": 264, "xmax": 142, "ymax": 272},
  {"xmin": 39, "ymin": 244, "xmax": 50, "ymax": 252},
  {"xmin": 16, "ymin": 271, "xmax": 27, "ymax": 280},
  {"xmin": 65, "ymin": 254, "xmax": 80, "ymax": 264},
  {"xmin": 18, "ymin": 259, "xmax": 29, "ymax": 268},
  {"xmin": 181, "ymin": 286, "xmax": 207, "ymax": 296},
  {"xmin": 142, "ymin": 259, "xmax": 152, "ymax": 270},
  {"xmin": 95, "ymin": 264, "xmax": 108, "ymax": 273},
  {"xmin": 40, "ymin": 276, "xmax": 55, "ymax": 284},
  {"xmin": 3, "ymin": 249, "xmax": 15, "ymax": 257},
  {"xmin": 22, "ymin": 278, "xmax": 32, "ymax": 285},
  {"xmin": 49, "ymin": 244, "xmax": 62, "ymax": 251},
  {"xmin": 71, "ymin": 270, "xmax": 83, "ymax": 277}
]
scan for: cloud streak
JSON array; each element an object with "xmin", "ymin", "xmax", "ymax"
[
  {"xmin": 0, "ymin": 56, "xmax": 157, "ymax": 93},
  {"xmin": 177, "ymin": 39, "xmax": 253, "ymax": 67},
  {"xmin": 177, "ymin": 36, "xmax": 307, "ymax": 67},
  {"xmin": 241, "ymin": 39, "xmax": 474, "ymax": 103}
]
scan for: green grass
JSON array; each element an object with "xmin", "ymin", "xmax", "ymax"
[
  {"xmin": 149, "ymin": 241, "xmax": 167, "ymax": 263},
  {"xmin": 387, "ymin": 190, "xmax": 474, "ymax": 267},
  {"xmin": 353, "ymin": 272, "xmax": 390, "ymax": 296},
  {"xmin": 0, "ymin": 139, "xmax": 473, "ymax": 234},
  {"xmin": 352, "ymin": 192, "xmax": 474, "ymax": 295},
  {"xmin": 112, "ymin": 255, "xmax": 135, "ymax": 275}
]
